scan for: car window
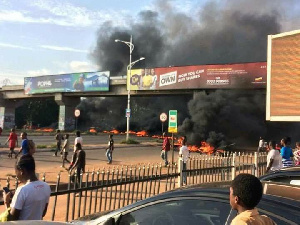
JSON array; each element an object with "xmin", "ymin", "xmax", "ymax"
[
  {"xmin": 264, "ymin": 174, "xmax": 300, "ymax": 185},
  {"xmin": 118, "ymin": 199, "xmax": 230, "ymax": 225}
]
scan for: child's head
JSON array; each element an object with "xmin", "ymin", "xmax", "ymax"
[
  {"xmin": 230, "ymin": 174, "xmax": 263, "ymax": 210},
  {"xmin": 296, "ymin": 142, "xmax": 300, "ymax": 148}
]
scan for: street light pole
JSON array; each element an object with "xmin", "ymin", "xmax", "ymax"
[
  {"xmin": 115, "ymin": 36, "xmax": 145, "ymax": 141},
  {"xmin": 127, "ymin": 35, "xmax": 132, "ymax": 141}
]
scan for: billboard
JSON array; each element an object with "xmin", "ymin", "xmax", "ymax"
[
  {"xmin": 24, "ymin": 71, "xmax": 110, "ymax": 94},
  {"xmin": 266, "ymin": 30, "xmax": 300, "ymax": 121},
  {"xmin": 127, "ymin": 62, "xmax": 266, "ymax": 91}
]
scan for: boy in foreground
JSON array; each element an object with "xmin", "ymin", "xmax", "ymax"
[{"xmin": 230, "ymin": 174, "xmax": 276, "ymax": 225}]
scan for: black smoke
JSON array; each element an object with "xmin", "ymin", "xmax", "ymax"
[{"xmin": 81, "ymin": 0, "xmax": 300, "ymax": 147}]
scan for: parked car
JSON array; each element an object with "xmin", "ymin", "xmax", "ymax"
[
  {"xmin": 259, "ymin": 166, "xmax": 300, "ymax": 185},
  {"xmin": 74, "ymin": 181, "xmax": 300, "ymax": 225}
]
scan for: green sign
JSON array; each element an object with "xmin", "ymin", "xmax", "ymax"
[{"xmin": 168, "ymin": 110, "xmax": 178, "ymax": 133}]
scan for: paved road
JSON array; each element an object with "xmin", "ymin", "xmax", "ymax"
[{"xmin": 0, "ymin": 133, "xmax": 181, "ymax": 185}]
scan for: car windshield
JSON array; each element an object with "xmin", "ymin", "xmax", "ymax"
[{"xmin": 103, "ymin": 198, "xmax": 231, "ymax": 225}]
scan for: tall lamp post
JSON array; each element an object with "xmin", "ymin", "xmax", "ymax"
[{"xmin": 115, "ymin": 36, "xmax": 145, "ymax": 141}]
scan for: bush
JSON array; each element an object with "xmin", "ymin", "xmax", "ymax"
[
  {"xmin": 36, "ymin": 145, "xmax": 47, "ymax": 149},
  {"xmin": 49, "ymin": 144, "xmax": 57, "ymax": 149},
  {"xmin": 120, "ymin": 138, "xmax": 140, "ymax": 144}
]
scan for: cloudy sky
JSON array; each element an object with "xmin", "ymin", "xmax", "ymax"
[
  {"xmin": 0, "ymin": 0, "xmax": 198, "ymax": 85},
  {"xmin": 0, "ymin": 0, "xmax": 299, "ymax": 86}
]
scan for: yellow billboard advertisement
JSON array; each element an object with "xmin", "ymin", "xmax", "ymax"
[{"xmin": 127, "ymin": 68, "xmax": 157, "ymax": 91}]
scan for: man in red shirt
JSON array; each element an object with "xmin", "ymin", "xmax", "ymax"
[
  {"xmin": 5, "ymin": 128, "xmax": 18, "ymax": 158},
  {"xmin": 161, "ymin": 132, "xmax": 171, "ymax": 166}
]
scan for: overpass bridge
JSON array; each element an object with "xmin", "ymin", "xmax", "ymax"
[{"xmin": 0, "ymin": 77, "xmax": 194, "ymax": 130}]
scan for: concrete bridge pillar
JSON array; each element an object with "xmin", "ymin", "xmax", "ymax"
[
  {"xmin": 0, "ymin": 98, "xmax": 23, "ymax": 129},
  {"xmin": 55, "ymin": 94, "xmax": 80, "ymax": 131}
]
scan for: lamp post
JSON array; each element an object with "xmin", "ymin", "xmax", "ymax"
[{"xmin": 115, "ymin": 36, "xmax": 145, "ymax": 141}]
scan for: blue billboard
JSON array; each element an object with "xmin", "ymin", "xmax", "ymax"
[{"xmin": 24, "ymin": 71, "xmax": 110, "ymax": 94}]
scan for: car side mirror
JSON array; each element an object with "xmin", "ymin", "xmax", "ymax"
[{"xmin": 103, "ymin": 217, "xmax": 115, "ymax": 225}]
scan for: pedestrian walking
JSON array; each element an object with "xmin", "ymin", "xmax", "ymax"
[
  {"xmin": 257, "ymin": 137, "xmax": 264, "ymax": 153},
  {"xmin": 161, "ymin": 132, "xmax": 171, "ymax": 166},
  {"xmin": 230, "ymin": 174, "xmax": 276, "ymax": 225},
  {"xmin": 5, "ymin": 128, "xmax": 18, "ymax": 159},
  {"xmin": 106, "ymin": 134, "xmax": 114, "ymax": 164},
  {"xmin": 53, "ymin": 129, "xmax": 64, "ymax": 156},
  {"xmin": 280, "ymin": 137, "xmax": 294, "ymax": 168},
  {"xmin": 74, "ymin": 130, "xmax": 83, "ymax": 151},
  {"xmin": 16, "ymin": 132, "xmax": 29, "ymax": 158},
  {"xmin": 179, "ymin": 136, "xmax": 189, "ymax": 185},
  {"xmin": 2, "ymin": 155, "xmax": 51, "ymax": 221},
  {"xmin": 69, "ymin": 143, "xmax": 86, "ymax": 185},
  {"xmin": 266, "ymin": 140, "xmax": 282, "ymax": 173},
  {"xmin": 61, "ymin": 134, "xmax": 70, "ymax": 168}
]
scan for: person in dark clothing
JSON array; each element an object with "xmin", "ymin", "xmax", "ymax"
[
  {"xmin": 106, "ymin": 134, "xmax": 114, "ymax": 164},
  {"xmin": 69, "ymin": 143, "xmax": 85, "ymax": 185},
  {"xmin": 54, "ymin": 129, "xmax": 64, "ymax": 157}
]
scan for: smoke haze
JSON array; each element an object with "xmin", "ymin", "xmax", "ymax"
[{"xmin": 79, "ymin": 0, "xmax": 300, "ymax": 146}]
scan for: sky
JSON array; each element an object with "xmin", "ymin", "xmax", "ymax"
[
  {"xmin": 0, "ymin": 0, "xmax": 199, "ymax": 86},
  {"xmin": 0, "ymin": 0, "xmax": 299, "ymax": 86}
]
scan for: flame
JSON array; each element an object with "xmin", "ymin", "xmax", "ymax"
[
  {"xmin": 103, "ymin": 130, "xmax": 109, "ymax": 133},
  {"xmin": 186, "ymin": 141, "xmax": 215, "ymax": 154},
  {"xmin": 128, "ymin": 130, "xmax": 136, "ymax": 134},
  {"xmin": 188, "ymin": 145, "xmax": 200, "ymax": 152},
  {"xmin": 136, "ymin": 130, "xmax": 149, "ymax": 137},
  {"xmin": 36, "ymin": 128, "xmax": 54, "ymax": 132},
  {"xmin": 110, "ymin": 129, "xmax": 120, "ymax": 134},
  {"xmin": 174, "ymin": 136, "xmax": 184, "ymax": 148},
  {"xmin": 199, "ymin": 141, "xmax": 215, "ymax": 155},
  {"xmin": 89, "ymin": 128, "xmax": 97, "ymax": 133}
]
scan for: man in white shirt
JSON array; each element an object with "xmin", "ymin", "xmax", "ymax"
[
  {"xmin": 258, "ymin": 137, "xmax": 264, "ymax": 153},
  {"xmin": 74, "ymin": 130, "xmax": 83, "ymax": 151},
  {"xmin": 266, "ymin": 140, "xmax": 283, "ymax": 173},
  {"xmin": 179, "ymin": 137, "xmax": 189, "ymax": 185},
  {"xmin": 3, "ymin": 155, "xmax": 51, "ymax": 220}
]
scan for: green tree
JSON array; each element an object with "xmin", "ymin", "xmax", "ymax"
[{"xmin": 15, "ymin": 98, "xmax": 59, "ymax": 128}]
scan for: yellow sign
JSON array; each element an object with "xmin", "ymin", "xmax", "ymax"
[
  {"xmin": 168, "ymin": 127, "xmax": 178, "ymax": 133},
  {"xmin": 127, "ymin": 68, "xmax": 157, "ymax": 91},
  {"xmin": 127, "ymin": 69, "xmax": 143, "ymax": 91}
]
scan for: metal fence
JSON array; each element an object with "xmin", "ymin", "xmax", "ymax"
[{"xmin": 0, "ymin": 152, "xmax": 267, "ymax": 222}]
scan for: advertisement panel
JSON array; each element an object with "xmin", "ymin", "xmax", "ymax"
[
  {"xmin": 266, "ymin": 30, "xmax": 300, "ymax": 121},
  {"xmin": 127, "ymin": 62, "xmax": 266, "ymax": 91},
  {"xmin": 24, "ymin": 71, "xmax": 110, "ymax": 94}
]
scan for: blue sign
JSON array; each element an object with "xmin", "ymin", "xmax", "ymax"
[
  {"xmin": 24, "ymin": 71, "xmax": 110, "ymax": 94},
  {"xmin": 126, "ymin": 108, "xmax": 131, "ymax": 118}
]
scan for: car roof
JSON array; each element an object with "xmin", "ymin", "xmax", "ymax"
[{"xmin": 259, "ymin": 166, "xmax": 300, "ymax": 181}]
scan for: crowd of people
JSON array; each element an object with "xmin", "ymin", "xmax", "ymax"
[
  {"xmin": 0, "ymin": 129, "xmax": 298, "ymax": 223},
  {"xmin": 259, "ymin": 136, "xmax": 300, "ymax": 172},
  {"xmin": 0, "ymin": 129, "xmax": 88, "ymax": 222}
]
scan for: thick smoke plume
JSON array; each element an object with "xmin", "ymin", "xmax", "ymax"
[{"xmin": 80, "ymin": 0, "xmax": 300, "ymax": 146}]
